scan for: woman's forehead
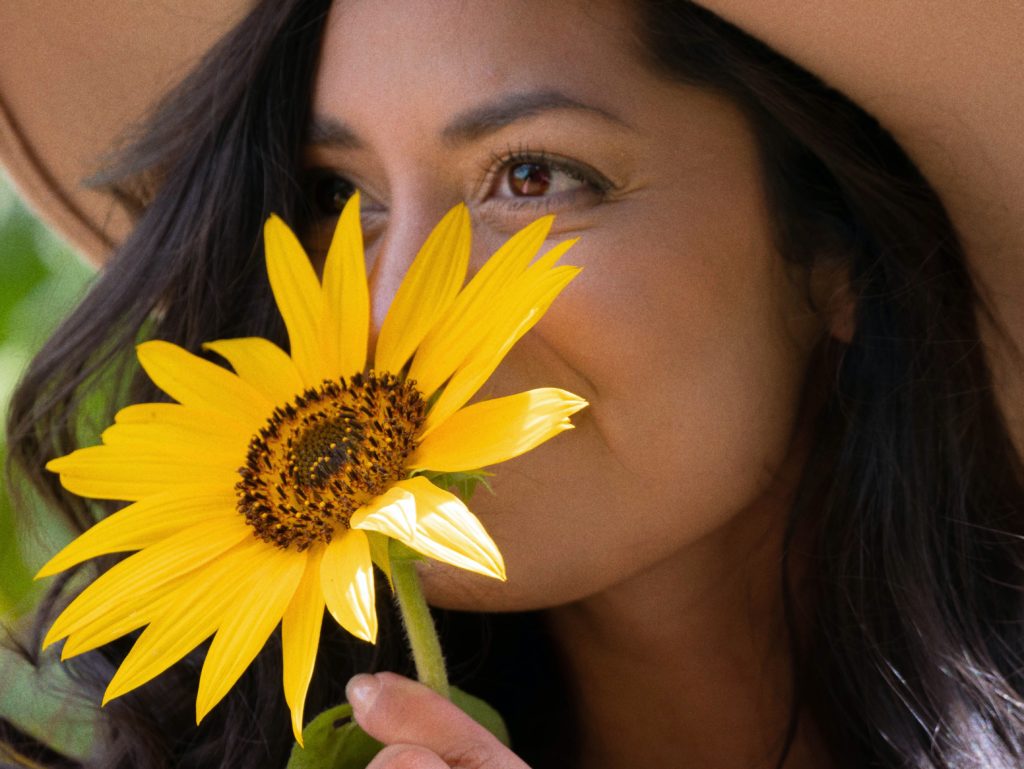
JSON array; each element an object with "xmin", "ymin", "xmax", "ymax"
[{"xmin": 315, "ymin": 0, "xmax": 647, "ymax": 122}]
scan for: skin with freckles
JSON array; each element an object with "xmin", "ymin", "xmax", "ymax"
[{"xmin": 309, "ymin": 0, "xmax": 840, "ymax": 766}]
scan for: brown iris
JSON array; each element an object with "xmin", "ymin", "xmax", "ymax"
[
  {"xmin": 509, "ymin": 162, "xmax": 552, "ymax": 196},
  {"xmin": 236, "ymin": 372, "xmax": 427, "ymax": 551}
]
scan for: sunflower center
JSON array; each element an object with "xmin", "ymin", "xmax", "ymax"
[{"xmin": 236, "ymin": 371, "xmax": 427, "ymax": 550}]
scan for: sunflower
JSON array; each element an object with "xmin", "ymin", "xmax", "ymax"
[{"xmin": 39, "ymin": 193, "xmax": 586, "ymax": 741}]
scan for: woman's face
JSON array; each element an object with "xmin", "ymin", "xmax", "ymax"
[{"xmin": 311, "ymin": 0, "xmax": 824, "ymax": 610}]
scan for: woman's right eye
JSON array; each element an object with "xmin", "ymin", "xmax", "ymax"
[{"xmin": 308, "ymin": 171, "xmax": 357, "ymax": 216}]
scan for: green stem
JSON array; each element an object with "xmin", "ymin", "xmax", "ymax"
[{"xmin": 390, "ymin": 546, "xmax": 450, "ymax": 699}]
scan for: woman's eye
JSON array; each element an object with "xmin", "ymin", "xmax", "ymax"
[
  {"xmin": 310, "ymin": 173, "xmax": 356, "ymax": 216},
  {"xmin": 487, "ymin": 153, "xmax": 612, "ymax": 207}
]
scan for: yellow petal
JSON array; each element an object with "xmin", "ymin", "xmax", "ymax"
[
  {"xmin": 114, "ymin": 402, "xmax": 252, "ymax": 439},
  {"xmin": 410, "ymin": 388, "xmax": 587, "ymax": 472},
  {"xmin": 320, "ymin": 530, "xmax": 377, "ymax": 643},
  {"xmin": 424, "ymin": 264, "xmax": 581, "ymax": 433},
  {"xmin": 61, "ymin": 563, "xmax": 202, "ymax": 660},
  {"xmin": 264, "ymin": 214, "xmax": 325, "ymax": 383},
  {"xmin": 374, "ymin": 204, "xmax": 470, "ymax": 373},
  {"xmin": 61, "ymin": 598, "xmax": 160, "ymax": 660},
  {"xmin": 281, "ymin": 547, "xmax": 326, "ymax": 744},
  {"xmin": 349, "ymin": 485, "xmax": 417, "ymax": 541},
  {"xmin": 44, "ymin": 516, "xmax": 251, "ymax": 649},
  {"xmin": 522, "ymin": 235, "xmax": 579, "ymax": 275},
  {"xmin": 36, "ymin": 485, "xmax": 237, "ymax": 578},
  {"xmin": 196, "ymin": 546, "xmax": 306, "ymax": 723},
  {"xmin": 203, "ymin": 337, "xmax": 305, "ymax": 407},
  {"xmin": 98, "ymin": 422, "xmax": 243, "ymax": 467},
  {"xmin": 63, "ymin": 539, "xmax": 267, "ymax": 662},
  {"xmin": 46, "ymin": 446, "xmax": 240, "ymax": 502},
  {"xmin": 408, "ymin": 216, "xmax": 556, "ymax": 396},
  {"xmin": 101, "ymin": 538, "xmax": 269, "ymax": 705},
  {"xmin": 393, "ymin": 477, "xmax": 505, "ymax": 580},
  {"xmin": 60, "ymin": 556, "xmax": 198, "ymax": 659},
  {"xmin": 319, "ymin": 192, "xmax": 369, "ymax": 381},
  {"xmin": 136, "ymin": 340, "xmax": 271, "ymax": 429}
]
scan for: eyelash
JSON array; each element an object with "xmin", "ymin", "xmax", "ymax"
[
  {"xmin": 303, "ymin": 144, "xmax": 614, "ymax": 218},
  {"xmin": 479, "ymin": 143, "xmax": 615, "ymax": 204}
]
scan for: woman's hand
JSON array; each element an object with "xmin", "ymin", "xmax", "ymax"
[{"xmin": 347, "ymin": 673, "xmax": 532, "ymax": 769}]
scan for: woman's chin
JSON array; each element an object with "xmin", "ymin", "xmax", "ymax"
[{"xmin": 416, "ymin": 558, "xmax": 592, "ymax": 614}]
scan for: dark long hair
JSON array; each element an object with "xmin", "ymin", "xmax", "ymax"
[
  {"xmin": 637, "ymin": 6, "xmax": 1024, "ymax": 768},
  {"xmin": 6, "ymin": 1, "xmax": 1024, "ymax": 768}
]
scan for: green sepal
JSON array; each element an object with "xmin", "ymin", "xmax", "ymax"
[
  {"xmin": 285, "ymin": 687, "xmax": 509, "ymax": 769},
  {"xmin": 412, "ymin": 469, "xmax": 494, "ymax": 502},
  {"xmin": 365, "ymin": 532, "xmax": 393, "ymax": 589},
  {"xmin": 388, "ymin": 539, "xmax": 425, "ymax": 563},
  {"xmin": 285, "ymin": 703, "xmax": 382, "ymax": 769}
]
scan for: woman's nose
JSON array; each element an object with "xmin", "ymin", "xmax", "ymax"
[{"xmin": 364, "ymin": 202, "xmax": 472, "ymax": 362}]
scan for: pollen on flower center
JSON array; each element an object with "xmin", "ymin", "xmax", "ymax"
[{"xmin": 236, "ymin": 371, "xmax": 427, "ymax": 550}]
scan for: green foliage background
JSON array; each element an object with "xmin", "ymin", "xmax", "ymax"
[
  {"xmin": 0, "ymin": 172, "xmax": 92, "ymax": 616},
  {"xmin": 1, "ymin": 172, "xmax": 96, "ymax": 757}
]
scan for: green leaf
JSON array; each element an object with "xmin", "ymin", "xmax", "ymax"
[
  {"xmin": 0, "ymin": 646, "xmax": 97, "ymax": 760},
  {"xmin": 0, "ymin": 472, "xmax": 38, "ymax": 616},
  {"xmin": 285, "ymin": 687, "xmax": 509, "ymax": 768},
  {"xmin": 285, "ymin": 704, "xmax": 383, "ymax": 769},
  {"xmin": 450, "ymin": 686, "xmax": 511, "ymax": 747}
]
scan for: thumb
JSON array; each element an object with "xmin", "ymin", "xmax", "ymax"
[{"xmin": 347, "ymin": 672, "xmax": 529, "ymax": 768}]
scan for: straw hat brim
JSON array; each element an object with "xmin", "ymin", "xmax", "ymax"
[
  {"xmin": 1, "ymin": 1, "xmax": 1022, "ymax": 432},
  {"xmin": 702, "ymin": 1, "xmax": 1024, "ymax": 436},
  {"xmin": 0, "ymin": 0, "xmax": 248, "ymax": 261}
]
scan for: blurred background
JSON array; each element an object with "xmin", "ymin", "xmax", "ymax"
[{"xmin": 1, "ymin": 171, "xmax": 96, "ymax": 757}]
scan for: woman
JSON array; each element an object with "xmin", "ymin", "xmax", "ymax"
[{"xmin": 3, "ymin": 1, "xmax": 1024, "ymax": 767}]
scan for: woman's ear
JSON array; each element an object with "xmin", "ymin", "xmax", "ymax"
[{"xmin": 810, "ymin": 260, "xmax": 857, "ymax": 344}]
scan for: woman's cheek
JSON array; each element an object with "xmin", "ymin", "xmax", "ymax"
[{"xmin": 418, "ymin": 249, "xmax": 817, "ymax": 613}]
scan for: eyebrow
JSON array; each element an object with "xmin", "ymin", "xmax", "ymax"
[{"xmin": 307, "ymin": 89, "xmax": 633, "ymax": 149}]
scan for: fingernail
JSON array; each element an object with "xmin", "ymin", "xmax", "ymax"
[{"xmin": 346, "ymin": 673, "xmax": 381, "ymax": 712}]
